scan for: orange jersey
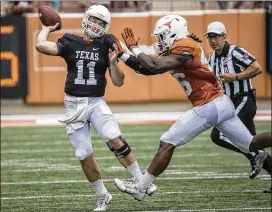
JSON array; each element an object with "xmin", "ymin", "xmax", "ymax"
[{"xmin": 169, "ymin": 37, "xmax": 223, "ymax": 106}]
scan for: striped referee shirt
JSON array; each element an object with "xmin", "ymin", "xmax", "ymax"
[{"xmin": 208, "ymin": 42, "xmax": 256, "ymax": 98}]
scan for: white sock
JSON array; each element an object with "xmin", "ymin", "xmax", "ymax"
[
  {"xmin": 126, "ymin": 161, "xmax": 143, "ymax": 181},
  {"xmin": 91, "ymin": 179, "xmax": 108, "ymax": 196},
  {"xmin": 138, "ymin": 172, "xmax": 156, "ymax": 190}
]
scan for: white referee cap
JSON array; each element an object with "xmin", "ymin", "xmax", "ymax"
[{"xmin": 205, "ymin": 21, "xmax": 226, "ymax": 36}]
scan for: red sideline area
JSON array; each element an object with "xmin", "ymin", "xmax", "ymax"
[{"xmin": 1, "ymin": 111, "xmax": 271, "ymax": 127}]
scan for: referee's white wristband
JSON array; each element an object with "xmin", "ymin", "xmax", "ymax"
[
  {"xmin": 131, "ymin": 47, "xmax": 143, "ymax": 58},
  {"xmin": 119, "ymin": 53, "xmax": 130, "ymax": 62}
]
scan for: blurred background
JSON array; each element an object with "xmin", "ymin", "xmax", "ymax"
[{"xmin": 1, "ymin": 0, "xmax": 272, "ymax": 115}]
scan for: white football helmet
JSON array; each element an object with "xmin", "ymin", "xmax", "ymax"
[
  {"xmin": 152, "ymin": 15, "xmax": 189, "ymax": 54},
  {"xmin": 82, "ymin": 5, "xmax": 111, "ymax": 38}
]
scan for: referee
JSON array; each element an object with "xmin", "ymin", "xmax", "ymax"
[{"xmin": 205, "ymin": 21, "xmax": 271, "ymax": 182}]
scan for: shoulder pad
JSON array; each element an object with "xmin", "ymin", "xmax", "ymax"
[
  {"xmin": 63, "ymin": 33, "xmax": 84, "ymax": 43},
  {"xmin": 57, "ymin": 33, "xmax": 83, "ymax": 46},
  {"xmin": 170, "ymin": 38, "xmax": 195, "ymax": 56}
]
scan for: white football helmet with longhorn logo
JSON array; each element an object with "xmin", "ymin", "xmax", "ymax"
[
  {"xmin": 152, "ymin": 15, "xmax": 189, "ymax": 54},
  {"xmin": 82, "ymin": 5, "xmax": 111, "ymax": 38}
]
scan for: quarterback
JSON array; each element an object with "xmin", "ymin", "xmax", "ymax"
[{"xmin": 35, "ymin": 5, "xmax": 156, "ymax": 211}]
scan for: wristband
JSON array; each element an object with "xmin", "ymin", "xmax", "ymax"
[
  {"xmin": 119, "ymin": 53, "xmax": 130, "ymax": 62},
  {"xmin": 131, "ymin": 47, "xmax": 143, "ymax": 58},
  {"xmin": 235, "ymin": 74, "xmax": 239, "ymax": 80}
]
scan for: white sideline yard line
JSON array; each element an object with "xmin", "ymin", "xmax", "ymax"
[
  {"xmin": 2, "ymin": 175, "xmax": 271, "ymax": 185},
  {"xmin": 1, "ymin": 162, "xmax": 250, "ymax": 168},
  {"xmin": 141, "ymin": 208, "xmax": 272, "ymax": 212},
  {"xmin": 0, "ymin": 137, "xmax": 211, "ymax": 146},
  {"xmin": 0, "ymin": 148, "xmax": 239, "ymax": 158},
  {"xmin": 11, "ymin": 169, "xmax": 219, "ymax": 174},
  {"xmin": 0, "ymin": 130, "xmax": 214, "ymax": 139},
  {"xmin": 0, "ymin": 145, "xmax": 223, "ymax": 153},
  {"xmin": 1, "ymin": 189, "xmax": 269, "ymax": 201},
  {"xmin": 1, "ymin": 111, "xmax": 271, "ymax": 127},
  {"xmin": 0, "ymin": 153, "xmax": 252, "ymax": 163},
  {"xmin": 9, "ymin": 168, "xmax": 251, "ymax": 174},
  {"xmin": 0, "ymin": 153, "xmax": 249, "ymax": 164},
  {"xmin": 1, "ymin": 131, "xmax": 164, "ymax": 136},
  {"xmin": 10, "ymin": 167, "xmax": 271, "ymax": 179},
  {"xmin": 1, "ymin": 142, "xmax": 213, "ymax": 147}
]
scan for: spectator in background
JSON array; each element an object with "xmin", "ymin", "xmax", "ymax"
[
  {"xmin": 233, "ymin": 1, "xmax": 271, "ymax": 9},
  {"xmin": 135, "ymin": 1, "xmax": 150, "ymax": 12},
  {"xmin": 217, "ymin": 1, "xmax": 228, "ymax": 10},
  {"xmin": 200, "ymin": 1, "xmax": 229, "ymax": 10},
  {"xmin": 90, "ymin": 0, "xmax": 110, "ymax": 8},
  {"xmin": 59, "ymin": 1, "xmax": 89, "ymax": 13},
  {"xmin": 200, "ymin": 0, "xmax": 205, "ymax": 10},
  {"xmin": 110, "ymin": 1, "xmax": 149, "ymax": 13},
  {"xmin": 123, "ymin": 1, "xmax": 137, "ymax": 12},
  {"xmin": 8, "ymin": 1, "xmax": 35, "ymax": 15},
  {"xmin": 110, "ymin": 1, "xmax": 125, "ymax": 12},
  {"xmin": 1, "ymin": 1, "xmax": 9, "ymax": 16},
  {"xmin": 264, "ymin": 1, "xmax": 272, "ymax": 13},
  {"xmin": 233, "ymin": 1, "xmax": 243, "ymax": 9},
  {"xmin": 51, "ymin": 1, "xmax": 60, "ymax": 11}
]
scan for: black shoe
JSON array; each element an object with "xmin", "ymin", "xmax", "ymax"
[
  {"xmin": 250, "ymin": 151, "xmax": 269, "ymax": 179},
  {"xmin": 263, "ymin": 186, "xmax": 272, "ymax": 194}
]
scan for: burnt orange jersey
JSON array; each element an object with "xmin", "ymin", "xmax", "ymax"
[{"xmin": 169, "ymin": 37, "xmax": 223, "ymax": 106}]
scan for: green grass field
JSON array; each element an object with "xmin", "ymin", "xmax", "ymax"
[{"xmin": 1, "ymin": 123, "xmax": 271, "ymax": 212}]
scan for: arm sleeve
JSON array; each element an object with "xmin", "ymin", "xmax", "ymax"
[
  {"xmin": 232, "ymin": 47, "xmax": 256, "ymax": 69},
  {"xmin": 125, "ymin": 55, "xmax": 158, "ymax": 76}
]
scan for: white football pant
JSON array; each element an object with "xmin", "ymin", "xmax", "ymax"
[{"xmin": 160, "ymin": 94, "xmax": 253, "ymax": 153}]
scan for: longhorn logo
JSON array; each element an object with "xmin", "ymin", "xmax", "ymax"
[{"xmin": 163, "ymin": 19, "xmax": 174, "ymax": 29}]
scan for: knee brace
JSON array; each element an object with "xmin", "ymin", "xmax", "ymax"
[
  {"xmin": 75, "ymin": 148, "xmax": 92, "ymax": 160},
  {"xmin": 107, "ymin": 136, "xmax": 132, "ymax": 159}
]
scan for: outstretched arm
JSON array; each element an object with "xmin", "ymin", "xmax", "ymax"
[
  {"xmin": 119, "ymin": 53, "xmax": 159, "ymax": 76},
  {"xmin": 121, "ymin": 28, "xmax": 192, "ymax": 73},
  {"xmin": 35, "ymin": 23, "xmax": 60, "ymax": 56},
  {"xmin": 110, "ymin": 37, "xmax": 159, "ymax": 76},
  {"xmin": 135, "ymin": 51, "xmax": 192, "ymax": 73}
]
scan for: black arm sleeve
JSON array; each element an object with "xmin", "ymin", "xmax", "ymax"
[{"xmin": 125, "ymin": 55, "xmax": 158, "ymax": 76}]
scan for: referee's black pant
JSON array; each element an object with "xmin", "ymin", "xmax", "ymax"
[
  {"xmin": 210, "ymin": 93, "xmax": 257, "ymax": 160},
  {"xmin": 210, "ymin": 92, "xmax": 271, "ymax": 175}
]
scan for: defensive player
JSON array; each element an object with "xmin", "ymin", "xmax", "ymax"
[
  {"xmin": 113, "ymin": 15, "xmax": 272, "ymax": 201},
  {"xmin": 35, "ymin": 5, "xmax": 156, "ymax": 211}
]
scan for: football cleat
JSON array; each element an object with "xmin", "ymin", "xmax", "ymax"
[
  {"xmin": 146, "ymin": 183, "xmax": 157, "ymax": 196},
  {"xmin": 250, "ymin": 151, "xmax": 269, "ymax": 179},
  {"xmin": 114, "ymin": 178, "xmax": 147, "ymax": 201},
  {"xmin": 93, "ymin": 192, "xmax": 112, "ymax": 211},
  {"xmin": 132, "ymin": 177, "xmax": 157, "ymax": 196},
  {"xmin": 263, "ymin": 186, "xmax": 272, "ymax": 194}
]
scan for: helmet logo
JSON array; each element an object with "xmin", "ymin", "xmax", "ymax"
[{"xmin": 163, "ymin": 19, "xmax": 174, "ymax": 29}]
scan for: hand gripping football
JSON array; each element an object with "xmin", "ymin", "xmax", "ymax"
[{"xmin": 38, "ymin": 5, "xmax": 62, "ymax": 30}]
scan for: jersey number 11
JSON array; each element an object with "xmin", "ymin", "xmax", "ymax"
[{"xmin": 75, "ymin": 60, "xmax": 97, "ymax": 85}]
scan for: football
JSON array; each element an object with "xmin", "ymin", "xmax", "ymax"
[{"xmin": 38, "ymin": 5, "xmax": 62, "ymax": 31}]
